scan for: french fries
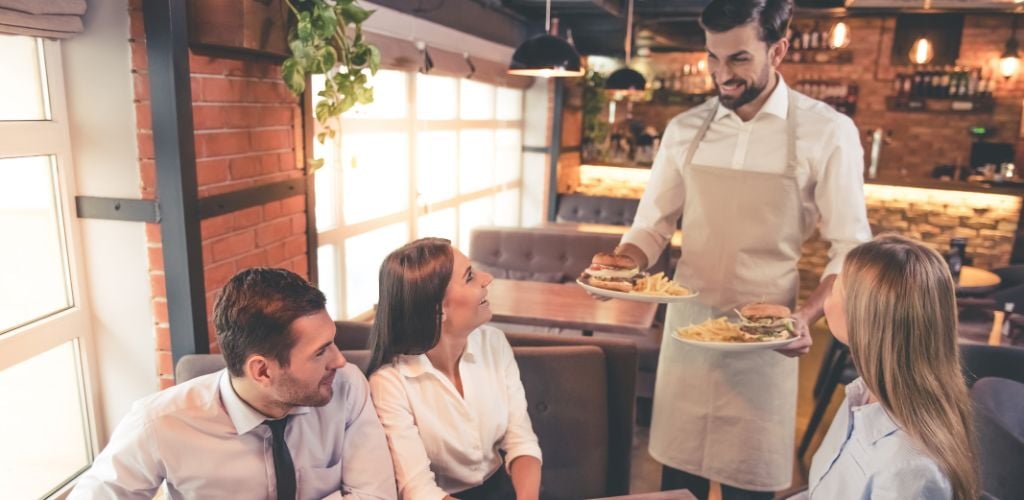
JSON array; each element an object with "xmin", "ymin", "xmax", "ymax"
[
  {"xmin": 632, "ymin": 272, "xmax": 691, "ymax": 296},
  {"xmin": 675, "ymin": 317, "xmax": 749, "ymax": 342},
  {"xmin": 676, "ymin": 316, "xmax": 793, "ymax": 343}
]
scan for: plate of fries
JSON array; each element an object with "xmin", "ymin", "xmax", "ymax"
[
  {"xmin": 576, "ymin": 272, "xmax": 698, "ymax": 303},
  {"xmin": 672, "ymin": 317, "xmax": 799, "ymax": 351}
]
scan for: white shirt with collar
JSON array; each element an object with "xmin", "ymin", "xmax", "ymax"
[
  {"xmin": 70, "ymin": 364, "xmax": 397, "ymax": 500},
  {"xmin": 801, "ymin": 377, "xmax": 952, "ymax": 499},
  {"xmin": 368, "ymin": 325, "xmax": 542, "ymax": 500},
  {"xmin": 622, "ymin": 76, "xmax": 871, "ymax": 278}
]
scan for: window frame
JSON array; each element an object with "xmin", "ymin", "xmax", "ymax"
[
  {"xmin": 0, "ymin": 37, "xmax": 101, "ymax": 498},
  {"xmin": 314, "ymin": 70, "xmax": 525, "ymax": 320}
]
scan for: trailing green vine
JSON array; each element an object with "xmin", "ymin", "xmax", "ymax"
[
  {"xmin": 581, "ymin": 71, "xmax": 610, "ymax": 161},
  {"xmin": 281, "ymin": 0, "xmax": 381, "ymax": 172}
]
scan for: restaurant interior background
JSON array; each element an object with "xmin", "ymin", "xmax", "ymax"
[{"xmin": 3, "ymin": 0, "xmax": 1024, "ymax": 498}]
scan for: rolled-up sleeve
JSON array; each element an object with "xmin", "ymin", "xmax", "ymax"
[
  {"xmin": 368, "ymin": 370, "xmax": 448, "ymax": 500},
  {"xmin": 621, "ymin": 116, "xmax": 688, "ymax": 269},
  {"xmin": 815, "ymin": 116, "xmax": 872, "ymax": 279},
  {"xmin": 497, "ymin": 334, "xmax": 542, "ymax": 469}
]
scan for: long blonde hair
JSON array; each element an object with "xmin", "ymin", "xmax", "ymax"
[{"xmin": 841, "ymin": 234, "xmax": 978, "ymax": 500}]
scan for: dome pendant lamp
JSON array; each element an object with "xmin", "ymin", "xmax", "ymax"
[
  {"xmin": 606, "ymin": 0, "xmax": 647, "ymax": 96},
  {"xmin": 508, "ymin": 0, "xmax": 584, "ymax": 77}
]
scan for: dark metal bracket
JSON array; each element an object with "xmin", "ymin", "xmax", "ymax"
[
  {"xmin": 75, "ymin": 196, "xmax": 159, "ymax": 223},
  {"xmin": 197, "ymin": 178, "xmax": 307, "ymax": 219}
]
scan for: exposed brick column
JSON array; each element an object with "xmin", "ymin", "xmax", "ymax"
[{"xmin": 129, "ymin": 1, "xmax": 308, "ymax": 389}]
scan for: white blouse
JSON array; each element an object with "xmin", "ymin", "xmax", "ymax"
[
  {"xmin": 795, "ymin": 378, "xmax": 952, "ymax": 500},
  {"xmin": 368, "ymin": 325, "xmax": 542, "ymax": 500}
]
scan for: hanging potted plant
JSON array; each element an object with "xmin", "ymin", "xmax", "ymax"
[
  {"xmin": 581, "ymin": 71, "xmax": 611, "ymax": 162},
  {"xmin": 280, "ymin": 0, "xmax": 381, "ymax": 172}
]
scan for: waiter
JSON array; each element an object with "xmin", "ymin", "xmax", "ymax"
[{"xmin": 610, "ymin": 1, "xmax": 871, "ymax": 498}]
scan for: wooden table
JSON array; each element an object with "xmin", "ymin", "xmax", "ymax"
[
  {"xmin": 957, "ymin": 266, "xmax": 1001, "ymax": 295},
  {"xmin": 590, "ymin": 489, "xmax": 697, "ymax": 500},
  {"xmin": 487, "ymin": 279, "xmax": 658, "ymax": 337}
]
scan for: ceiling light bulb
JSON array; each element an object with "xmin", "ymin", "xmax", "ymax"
[
  {"xmin": 1000, "ymin": 54, "xmax": 1020, "ymax": 79},
  {"xmin": 829, "ymin": 21, "xmax": 851, "ymax": 49},
  {"xmin": 909, "ymin": 37, "xmax": 934, "ymax": 65}
]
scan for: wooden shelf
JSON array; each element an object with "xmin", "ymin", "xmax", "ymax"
[
  {"xmin": 580, "ymin": 158, "xmax": 653, "ymax": 170},
  {"xmin": 784, "ymin": 49, "xmax": 853, "ymax": 64},
  {"xmin": 885, "ymin": 95, "xmax": 994, "ymax": 114},
  {"xmin": 649, "ymin": 91, "xmax": 712, "ymax": 106}
]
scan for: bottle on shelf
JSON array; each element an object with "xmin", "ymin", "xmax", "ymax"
[{"xmin": 947, "ymin": 237, "xmax": 967, "ymax": 282}]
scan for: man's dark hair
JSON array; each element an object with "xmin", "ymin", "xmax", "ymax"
[
  {"xmin": 214, "ymin": 267, "xmax": 327, "ymax": 377},
  {"xmin": 366, "ymin": 238, "xmax": 453, "ymax": 375},
  {"xmin": 700, "ymin": 0, "xmax": 793, "ymax": 45}
]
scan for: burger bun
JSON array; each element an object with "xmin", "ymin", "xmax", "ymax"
[
  {"xmin": 592, "ymin": 252, "xmax": 637, "ymax": 269},
  {"xmin": 739, "ymin": 303, "xmax": 791, "ymax": 319}
]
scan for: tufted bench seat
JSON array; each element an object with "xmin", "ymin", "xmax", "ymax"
[
  {"xmin": 468, "ymin": 226, "xmax": 664, "ymax": 416},
  {"xmin": 468, "ymin": 226, "xmax": 626, "ymax": 284},
  {"xmin": 555, "ymin": 194, "xmax": 640, "ymax": 226}
]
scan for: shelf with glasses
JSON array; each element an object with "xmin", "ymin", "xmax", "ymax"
[
  {"xmin": 784, "ymin": 48, "xmax": 853, "ymax": 64},
  {"xmin": 884, "ymin": 95, "xmax": 995, "ymax": 114},
  {"xmin": 794, "ymin": 79, "xmax": 858, "ymax": 117},
  {"xmin": 649, "ymin": 90, "xmax": 713, "ymax": 106}
]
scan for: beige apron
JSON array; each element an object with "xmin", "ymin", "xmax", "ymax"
[{"xmin": 648, "ymin": 90, "xmax": 809, "ymax": 491}]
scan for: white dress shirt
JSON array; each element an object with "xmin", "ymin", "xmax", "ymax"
[
  {"xmin": 799, "ymin": 377, "xmax": 952, "ymax": 499},
  {"xmin": 622, "ymin": 76, "xmax": 871, "ymax": 279},
  {"xmin": 368, "ymin": 325, "xmax": 542, "ymax": 500},
  {"xmin": 70, "ymin": 364, "xmax": 397, "ymax": 500}
]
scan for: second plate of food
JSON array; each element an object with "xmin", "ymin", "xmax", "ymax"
[
  {"xmin": 576, "ymin": 272, "xmax": 699, "ymax": 303},
  {"xmin": 673, "ymin": 317, "xmax": 800, "ymax": 351}
]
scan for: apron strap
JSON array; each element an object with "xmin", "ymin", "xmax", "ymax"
[
  {"xmin": 683, "ymin": 84, "xmax": 800, "ymax": 176},
  {"xmin": 784, "ymin": 88, "xmax": 799, "ymax": 177},
  {"xmin": 682, "ymin": 100, "xmax": 718, "ymax": 168}
]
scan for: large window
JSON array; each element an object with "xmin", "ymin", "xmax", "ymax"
[
  {"xmin": 314, "ymin": 70, "xmax": 525, "ymax": 319},
  {"xmin": 0, "ymin": 35, "xmax": 98, "ymax": 498}
]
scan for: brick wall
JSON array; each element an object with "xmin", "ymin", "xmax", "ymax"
[
  {"xmin": 129, "ymin": 1, "xmax": 308, "ymax": 389},
  {"xmin": 797, "ymin": 184, "xmax": 1021, "ymax": 301},
  {"xmin": 779, "ymin": 15, "xmax": 1024, "ymax": 180}
]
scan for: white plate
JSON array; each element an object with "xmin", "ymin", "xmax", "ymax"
[
  {"xmin": 673, "ymin": 329, "xmax": 801, "ymax": 352},
  {"xmin": 576, "ymin": 279, "xmax": 699, "ymax": 304}
]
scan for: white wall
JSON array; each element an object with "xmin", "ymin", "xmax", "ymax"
[{"xmin": 62, "ymin": 0, "xmax": 157, "ymax": 443}]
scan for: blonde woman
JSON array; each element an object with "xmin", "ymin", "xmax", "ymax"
[{"xmin": 807, "ymin": 234, "xmax": 978, "ymax": 499}]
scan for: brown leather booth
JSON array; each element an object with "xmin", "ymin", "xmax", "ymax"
[{"xmin": 175, "ymin": 322, "xmax": 637, "ymax": 498}]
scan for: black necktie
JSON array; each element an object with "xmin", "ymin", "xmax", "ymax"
[{"xmin": 265, "ymin": 416, "xmax": 296, "ymax": 500}]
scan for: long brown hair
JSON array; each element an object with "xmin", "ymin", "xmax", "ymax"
[
  {"xmin": 841, "ymin": 234, "xmax": 978, "ymax": 499},
  {"xmin": 366, "ymin": 238, "xmax": 453, "ymax": 375}
]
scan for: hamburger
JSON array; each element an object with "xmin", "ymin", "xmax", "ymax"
[
  {"xmin": 736, "ymin": 303, "xmax": 794, "ymax": 340},
  {"xmin": 580, "ymin": 252, "xmax": 640, "ymax": 293}
]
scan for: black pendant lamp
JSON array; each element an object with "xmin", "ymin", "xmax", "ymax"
[
  {"xmin": 606, "ymin": 0, "xmax": 646, "ymax": 95},
  {"xmin": 508, "ymin": 0, "xmax": 584, "ymax": 77}
]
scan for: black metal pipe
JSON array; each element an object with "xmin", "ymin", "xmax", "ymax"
[{"xmin": 142, "ymin": 0, "xmax": 209, "ymax": 364}]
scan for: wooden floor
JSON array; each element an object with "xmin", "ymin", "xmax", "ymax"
[{"xmin": 628, "ymin": 321, "xmax": 844, "ymax": 498}]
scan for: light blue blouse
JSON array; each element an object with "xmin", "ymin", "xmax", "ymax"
[{"xmin": 804, "ymin": 377, "xmax": 952, "ymax": 500}]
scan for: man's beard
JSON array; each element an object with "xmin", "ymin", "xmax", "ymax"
[
  {"xmin": 717, "ymin": 64, "xmax": 771, "ymax": 110},
  {"xmin": 275, "ymin": 370, "xmax": 335, "ymax": 408}
]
